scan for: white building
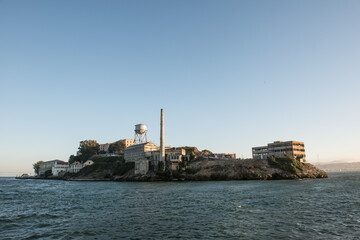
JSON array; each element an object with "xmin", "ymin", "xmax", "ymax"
[
  {"xmin": 69, "ymin": 161, "xmax": 83, "ymax": 173},
  {"xmin": 51, "ymin": 161, "xmax": 69, "ymax": 176},
  {"xmin": 39, "ymin": 160, "xmax": 66, "ymax": 176},
  {"xmin": 83, "ymin": 160, "xmax": 94, "ymax": 167}
]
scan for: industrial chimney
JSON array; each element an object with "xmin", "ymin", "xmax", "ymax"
[{"xmin": 160, "ymin": 109, "xmax": 165, "ymax": 167}]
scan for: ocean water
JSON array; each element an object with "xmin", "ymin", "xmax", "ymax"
[{"xmin": 0, "ymin": 172, "xmax": 359, "ymax": 240}]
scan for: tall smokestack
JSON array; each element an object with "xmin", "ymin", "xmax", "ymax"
[{"xmin": 160, "ymin": 108, "xmax": 165, "ymax": 166}]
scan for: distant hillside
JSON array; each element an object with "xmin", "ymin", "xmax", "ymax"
[{"xmin": 315, "ymin": 162, "xmax": 360, "ymax": 172}]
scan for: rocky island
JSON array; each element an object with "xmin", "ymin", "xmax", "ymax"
[
  {"xmin": 23, "ymin": 110, "xmax": 327, "ymax": 182},
  {"xmin": 55, "ymin": 155, "xmax": 326, "ymax": 181}
]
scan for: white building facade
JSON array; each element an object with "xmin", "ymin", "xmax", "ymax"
[
  {"xmin": 69, "ymin": 161, "xmax": 83, "ymax": 173},
  {"xmin": 51, "ymin": 161, "xmax": 69, "ymax": 176}
]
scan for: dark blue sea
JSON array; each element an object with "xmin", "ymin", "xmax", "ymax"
[{"xmin": 1, "ymin": 172, "xmax": 359, "ymax": 239}]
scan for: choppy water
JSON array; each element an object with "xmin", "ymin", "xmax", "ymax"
[{"xmin": 1, "ymin": 172, "xmax": 359, "ymax": 239}]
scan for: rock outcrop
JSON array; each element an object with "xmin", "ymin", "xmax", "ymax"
[
  {"xmin": 117, "ymin": 157, "xmax": 327, "ymax": 181},
  {"xmin": 179, "ymin": 158, "xmax": 327, "ymax": 181}
]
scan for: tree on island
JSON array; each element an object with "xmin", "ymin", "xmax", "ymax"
[
  {"xmin": 68, "ymin": 154, "xmax": 79, "ymax": 164},
  {"xmin": 201, "ymin": 149, "xmax": 213, "ymax": 156},
  {"xmin": 190, "ymin": 152, "xmax": 196, "ymax": 161},
  {"xmin": 78, "ymin": 140, "xmax": 100, "ymax": 162},
  {"xmin": 33, "ymin": 161, "xmax": 44, "ymax": 175},
  {"xmin": 183, "ymin": 147, "xmax": 199, "ymax": 160},
  {"xmin": 108, "ymin": 141, "xmax": 126, "ymax": 154}
]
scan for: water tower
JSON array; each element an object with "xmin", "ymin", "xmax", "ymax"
[{"xmin": 134, "ymin": 124, "xmax": 148, "ymax": 144}]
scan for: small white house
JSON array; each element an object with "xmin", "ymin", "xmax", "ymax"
[
  {"xmin": 83, "ymin": 160, "xmax": 94, "ymax": 167},
  {"xmin": 69, "ymin": 161, "xmax": 83, "ymax": 173}
]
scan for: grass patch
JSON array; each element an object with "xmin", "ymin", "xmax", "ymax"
[
  {"xmin": 267, "ymin": 156, "xmax": 307, "ymax": 174},
  {"xmin": 114, "ymin": 161, "xmax": 134, "ymax": 176},
  {"xmin": 254, "ymin": 165, "xmax": 267, "ymax": 171}
]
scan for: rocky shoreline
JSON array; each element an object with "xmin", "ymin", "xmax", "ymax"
[{"xmin": 18, "ymin": 157, "xmax": 327, "ymax": 181}]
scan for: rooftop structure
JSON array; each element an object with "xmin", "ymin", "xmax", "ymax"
[{"xmin": 135, "ymin": 124, "xmax": 148, "ymax": 144}]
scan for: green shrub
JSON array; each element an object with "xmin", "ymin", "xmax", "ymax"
[
  {"xmin": 267, "ymin": 156, "xmax": 305, "ymax": 174},
  {"xmin": 179, "ymin": 160, "xmax": 188, "ymax": 169},
  {"xmin": 77, "ymin": 156, "xmax": 134, "ymax": 177},
  {"xmin": 114, "ymin": 161, "xmax": 134, "ymax": 176},
  {"xmin": 158, "ymin": 161, "xmax": 164, "ymax": 172},
  {"xmin": 254, "ymin": 165, "xmax": 267, "ymax": 171}
]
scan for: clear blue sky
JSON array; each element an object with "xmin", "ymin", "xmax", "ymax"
[{"xmin": 1, "ymin": 0, "xmax": 359, "ymax": 176}]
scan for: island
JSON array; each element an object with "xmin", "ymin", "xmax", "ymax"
[
  {"xmin": 19, "ymin": 109, "xmax": 327, "ymax": 182},
  {"xmin": 23, "ymin": 154, "xmax": 327, "ymax": 181}
]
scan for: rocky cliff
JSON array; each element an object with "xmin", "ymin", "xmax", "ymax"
[
  {"xmin": 63, "ymin": 156, "xmax": 327, "ymax": 181},
  {"xmin": 178, "ymin": 158, "xmax": 327, "ymax": 181},
  {"xmin": 117, "ymin": 157, "xmax": 327, "ymax": 181}
]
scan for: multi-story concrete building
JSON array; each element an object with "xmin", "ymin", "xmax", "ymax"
[
  {"xmin": 152, "ymin": 147, "xmax": 190, "ymax": 170},
  {"xmin": 99, "ymin": 143, "xmax": 111, "ymax": 153},
  {"xmin": 99, "ymin": 139, "xmax": 135, "ymax": 154},
  {"xmin": 252, "ymin": 141, "xmax": 306, "ymax": 162},
  {"xmin": 124, "ymin": 141, "xmax": 160, "ymax": 175},
  {"xmin": 268, "ymin": 141, "xmax": 305, "ymax": 161},
  {"xmin": 52, "ymin": 161, "xmax": 69, "ymax": 176},
  {"xmin": 120, "ymin": 139, "xmax": 136, "ymax": 148},
  {"xmin": 252, "ymin": 146, "xmax": 268, "ymax": 160}
]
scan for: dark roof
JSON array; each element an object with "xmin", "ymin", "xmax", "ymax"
[
  {"xmin": 43, "ymin": 159, "xmax": 65, "ymax": 163},
  {"xmin": 125, "ymin": 141, "xmax": 157, "ymax": 148}
]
